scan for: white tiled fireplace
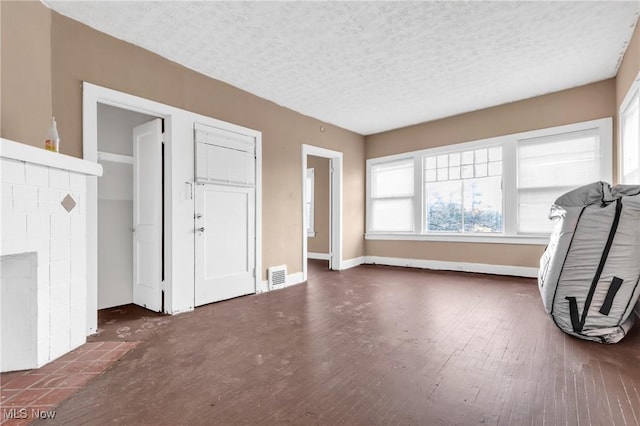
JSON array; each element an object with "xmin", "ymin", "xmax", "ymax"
[{"xmin": 1, "ymin": 138, "xmax": 102, "ymax": 372}]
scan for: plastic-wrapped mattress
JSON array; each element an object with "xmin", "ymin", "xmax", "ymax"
[{"xmin": 538, "ymin": 182, "xmax": 640, "ymax": 343}]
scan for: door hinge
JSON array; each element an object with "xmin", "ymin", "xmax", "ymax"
[{"xmin": 162, "ymin": 280, "xmax": 166, "ymax": 291}]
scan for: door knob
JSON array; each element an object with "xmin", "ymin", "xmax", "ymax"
[
  {"xmin": 195, "ymin": 213, "xmax": 203, "ymax": 219},
  {"xmin": 197, "ymin": 227, "xmax": 205, "ymax": 233}
]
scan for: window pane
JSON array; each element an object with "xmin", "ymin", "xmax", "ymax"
[
  {"xmin": 518, "ymin": 130, "xmax": 602, "ymax": 233},
  {"xmin": 488, "ymin": 161, "xmax": 502, "ymax": 176},
  {"xmin": 437, "ymin": 168, "xmax": 448, "ymax": 181},
  {"xmin": 306, "ymin": 169, "xmax": 314, "ymax": 232},
  {"xmin": 426, "ymin": 181, "xmax": 462, "ymax": 232},
  {"xmin": 518, "ymin": 133, "xmax": 600, "ymax": 188},
  {"xmin": 475, "ymin": 148, "xmax": 487, "ymax": 163},
  {"xmin": 449, "ymin": 166, "xmax": 461, "ymax": 180},
  {"xmin": 622, "ymin": 96, "xmax": 639, "ymax": 184},
  {"xmin": 475, "ymin": 163, "xmax": 487, "ymax": 177},
  {"xmin": 425, "ymin": 156, "xmax": 437, "ymax": 170},
  {"xmin": 424, "ymin": 145, "xmax": 504, "ymax": 234},
  {"xmin": 488, "ymin": 146, "xmax": 502, "ymax": 162},
  {"xmin": 461, "ymin": 165, "xmax": 473, "ymax": 179},
  {"xmin": 449, "ymin": 152, "xmax": 461, "ymax": 167},
  {"xmin": 371, "ymin": 198, "xmax": 413, "ymax": 232},
  {"xmin": 425, "ymin": 169, "xmax": 437, "ymax": 182},
  {"xmin": 518, "ymin": 187, "xmax": 573, "ymax": 234},
  {"xmin": 625, "ymin": 169, "xmax": 640, "ymax": 184},
  {"xmin": 372, "ymin": 159, "xmax": 414, "ymax": 198},
  {"xmin": 463, "ymin": 177, "xmax": 503, "ymax": 233},
  {"xmin": 306, "ymin": 176, "xmax": 313, "ymax": 203},
  {"xmin": 461, "ymin": 151, "xmax": 474, "ymax": 165},
  {"xmin": 437, "ymin": 155, "xmax": 448, "ymax": 168}
]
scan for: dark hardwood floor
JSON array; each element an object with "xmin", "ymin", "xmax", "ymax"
[{"xmin": 41, "ymin": 261, "xmax": 640, "ymax": 425}]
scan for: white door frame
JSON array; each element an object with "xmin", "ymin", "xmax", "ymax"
[
  {"xmin": 83, "ymin": 82, "xmax": 262, "ymax": 335},
  {"xmin": 83, "ymin": 84, "xmax": 172, "ymax": 335},
  {"xmin": 302, "ymin": 144, "xmax": 343, "ymax": 281}
]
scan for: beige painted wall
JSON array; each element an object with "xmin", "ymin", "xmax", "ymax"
[
  {"xmin": 367, "ymin": 79, "xmax": 616, "ymax": 159},
  {"xmin": 1, "ymin": 2, "xmax": 634, "ymax": 275},
  {"xmin": 45, "ymin": 12, "xmax": 364, "ymax": 278},
  {"xmin": 0, "ymin": 2, "xmax": 365, "ymax": 280},
  {"xmin": 365, "ymin": 79, "xmax": 617, "ymax": 268},
  {"xmin": 366, "ymin": 240, "xmax": 544, "ymax": 268},
  {"xmin": 307, "ymin": 156, "xmax": 330, "ymax": 254},
  {"xmin": 0, "ymin": 1, "xmax": 52, "ymax": 146},
  {"xmin": 616, "ymin": 22, "xmax": 640, "ymax": 111}
]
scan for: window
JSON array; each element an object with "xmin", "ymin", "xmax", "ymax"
[
  {"xmin": 517, "ymin": 129, "xmax": 602, "ymax": 233},
  {"xmin": 369, "ymin": 158, "xmax": 414, "ymax": 232},
  {"xmin": 425, "ymin": 147, "xmax": 503, "ymax": 233},
  {"xmin": 621, "ymin": 78, "xmax": 640, "ymax": 184},
  {"xmin": 306, "ymin": 168, "xmax": 315, "ymax": 237},
  {"xmin": 366, "ymin": 118, "xmax": 612, "ymax": 243}
]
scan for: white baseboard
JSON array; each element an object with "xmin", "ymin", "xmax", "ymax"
[
  {"xmin": 257, "ymin": 280, "xmax": 269, "ymax": 293},
  {"xmin": 341, "ymin": 256, "xmax": 366, "ymax": 270},
  {"xmin": 167, "ymin": 306, "xmax": 195, "ymax": 315},
  {"xmin": 363, "ymin": 256, "xmax": 538, "ymax": 278},
  {"xmin": 258, "ymin": 256, "xmax": 536, "ymax": 293},
  {"xmin": 307, "ymin": 252, "xmax": 330, "ymax": 260},
  {"xmin": 286, "ymin": 271, "xmax": 305, "ymax": 286}
]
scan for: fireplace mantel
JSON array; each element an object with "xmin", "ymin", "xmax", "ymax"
[{"xmin": 1, "ymin": 138, "xmax": 102, "ymax": 177}]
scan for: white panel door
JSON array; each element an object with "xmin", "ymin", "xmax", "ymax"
[
  {"xmin": 195, "ymin": 184, "xmax": 255, "ymax": 306},
  {"xmin": 133, "ymin": 119, "xmax": 163, "ymax": 312}
]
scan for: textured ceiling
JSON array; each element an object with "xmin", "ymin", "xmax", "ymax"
[{"xmin": 44, "ymin": 1, "xmax": 640, "ymax": 135}]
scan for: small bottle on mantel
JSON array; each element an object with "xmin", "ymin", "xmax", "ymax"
[{"xmin": 45, "ymin": 117, "xmax": 60, "ymax": 152}]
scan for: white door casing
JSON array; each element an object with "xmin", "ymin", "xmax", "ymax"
[
  {"xmin": 302, "ymin": 145, "xmax": 343, "ymax": 281},
  {"xmin": 84, "ymin": 82, "xmax": 263, "ymax": 333},
  {"xmin": 133, "ymin": 119, "xmax": 163, "ymax": 312}
]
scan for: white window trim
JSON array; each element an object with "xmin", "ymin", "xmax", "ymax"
[
  {"xmin": 619, "ymin": 71, "xmax": 640, "ymax": 184},
  {"xmin": 306, "ymin": 168, "xmax": 315, "ymax": 237},
  {"xmin": 366, "ymin": 117, "xmax": 612, "ymax": 244}
]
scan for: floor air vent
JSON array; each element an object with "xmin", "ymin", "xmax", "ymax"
[{"xmin": 268, "ymin": 265, "xmax": 287, "ymax": 289}]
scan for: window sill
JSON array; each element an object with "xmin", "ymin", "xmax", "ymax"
[{"xmin": 365, "ymin": 233, "xmax": 549, "ymax": 245}]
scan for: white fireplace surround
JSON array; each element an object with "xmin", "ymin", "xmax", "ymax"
[{"xmin": 1, "ymin": 138, "xmax": 102, "ymax": 372}]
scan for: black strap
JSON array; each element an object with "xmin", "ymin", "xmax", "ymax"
[
  {"xmin": 566, "ymin": 296, "xmax": 581, "ymax": 333},
  {"xmin": 599, "ymin": 277, "xmax": 624, "ymax": 316},
  {"xmin": 577, "ymin": 198, "xmax": 623, "ymax": 331},
  {"xmin": 565, "ymin": 198, "xmax": 623, "ymax": 334}
]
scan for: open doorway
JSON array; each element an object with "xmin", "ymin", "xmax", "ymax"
[
  {"xmin": 302, "ymin": 145, "xmax": 343, "ymax": 282},
  {"xmin": 96, "ymin": 103, "xmax": 164, "ymax": 317},
  {"xmin": 306, "ymin": 155, "xmax": 331, "ymax": 277}
]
